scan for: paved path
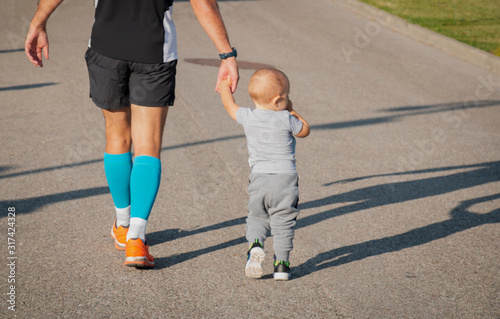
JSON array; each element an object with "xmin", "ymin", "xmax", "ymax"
[{"xmin": 1, "ymin": 0, "xmax": 499, "ymax": 318}]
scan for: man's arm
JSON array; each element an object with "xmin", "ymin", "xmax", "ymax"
[
  {"xmin": 287, "ymin": 100, "xmax": 310, "ymax": 138},
  {"xmin": 219, "ymin": 78, "xmax": 240, "ymax": 121},
  {"xmin": 190, "ymin": 0, "xmax": 239, "ymax": 92},
  {"xmin": 25, "ymin": 0, "xmax": 64, "ymax": 67}
]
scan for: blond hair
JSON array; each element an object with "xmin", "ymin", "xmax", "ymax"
[{"xmin": 248, "ymin": 68, "xmax": 290, "ymax": 105}]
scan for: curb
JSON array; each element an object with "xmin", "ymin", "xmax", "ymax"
[{"xmin": 334, "ymin": 0, "xmax": 500, "ymax": 74}]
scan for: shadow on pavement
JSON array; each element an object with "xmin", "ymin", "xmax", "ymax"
[
  {"xmin": 0, "ymin": 187, "xmax": 109, "ymax": 216},
  {"xmin": 313, "ymin": 100, "xmax": 500, "ymax": 131},
  {"xmin": 0, "ymin": 48, "xmax": 24, "ymax": 54},
  {"xmin": 2, "ymin": 161, "xmax": 498, "ymax": 276},
  {"xmin": 153, "ymin": 237, "xmax": 246, "ymax": 270},
  {"xmin": 293, "ymin": 193, "xmax": 500, "ymax": 279},
  {"xmin": 0, "ymin": 166, "xmax": 14, "ymax": 173},
  {"xmin": 298, "ymin": 161, "xmax": 500, "ymax": 229},
  {"xmin": 323, "ymin": 163, "xmax": 497, "ymax": 186},
  {"xmin": 147, "ymin": 216, "xmax": 246, "ymax": 246},
  {"xmin": 149, "ymin": 161, "xmax": 500, "ymax": 271},
  {"xmin": 0, "ymin": 82, "xmax": 59, "ymax": 92},
  {"xmin": 0, "ymin": 159, "xmax": 103, "ymax": 180},
  {"xmin": 4, "ymin": 161, "xmax": 496, "ymax": 273}
]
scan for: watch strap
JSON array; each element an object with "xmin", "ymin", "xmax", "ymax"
[{"xmin": 219, "ymin": 47, "xmax": 237, "ymax": 59}]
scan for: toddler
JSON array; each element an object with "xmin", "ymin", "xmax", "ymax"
[{"xmin": 219, "ymin": 68, "xmax": 310, "ymax": 280}]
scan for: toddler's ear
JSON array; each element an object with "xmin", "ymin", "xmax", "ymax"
[{"xmin": 272, "ymin": 95, "xmax": 281, "ymax": 106}]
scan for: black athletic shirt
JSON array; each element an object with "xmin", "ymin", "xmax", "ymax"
[{"xmin": 90, "ymin": 0, "xmax": 177, "ymax": 64}]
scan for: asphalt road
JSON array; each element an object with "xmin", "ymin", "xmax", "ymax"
[{"xmin": 1, "ymin": 0, "xmax": 499, "ymax": 318}]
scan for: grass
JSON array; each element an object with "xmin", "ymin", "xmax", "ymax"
[{"xmin": 358, "ymin": 0, "xmax": 500, "ymax": 56}]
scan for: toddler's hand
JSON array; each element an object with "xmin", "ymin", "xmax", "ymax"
[
  {"xmin": 218, "ymin": 76, "xmax": 232, "ymax": 91},
  {"xmin": 286, "ymin": 99, "xmax": 294, "ymax": 111}
]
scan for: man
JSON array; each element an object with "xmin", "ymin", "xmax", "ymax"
[{"xmin": 25, "ymin": 0, "xmax": 239, "ymax": 269}]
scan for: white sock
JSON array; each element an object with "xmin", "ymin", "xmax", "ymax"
[
  {"xmin": 127, "ymin": 217, "xmax": 147, "ymax": 242},
  {"xmin": 115, "ymin": 206, "xmax": 130, "ymax": 227}
]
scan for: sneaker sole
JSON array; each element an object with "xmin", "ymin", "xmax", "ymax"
[
  {"xmin": 273, "ymin": 272, "xmax": 290, "ymax": 281},
  {"xmin": 124, "ymin": 257, "xmax": 154, "ymax": 269},
  {"xmin": 110, "ymin": 228, "xmax": 126, "ymax": 251},
  {"xmin": 245, "ymin": 247, "xmax": 265, "ymax": 278}
]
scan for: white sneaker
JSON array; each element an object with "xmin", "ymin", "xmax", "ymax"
[{"xmin": 245, "ymin": 241, "xmax": 265, "ymax": 278}]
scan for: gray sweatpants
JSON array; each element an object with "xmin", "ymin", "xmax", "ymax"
[{"xmin": 246, "ymin": 173, "xmax": 299, "ymax": 262}]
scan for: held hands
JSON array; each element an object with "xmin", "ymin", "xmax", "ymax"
[
  {"xmin": 218, "ymin": 75, "xmax": 232, "ymax": 92},
  {"xmin": 215, "ymin": 57, "xmax": 238, "ymax": 93}
]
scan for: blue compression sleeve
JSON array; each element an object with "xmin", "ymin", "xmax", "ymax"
[
  {"xmin": 104, "ymin": 152, "xmax": 132, "ymax": 209},
  {"xmin": 130, "ymin": 155, "xmax": 162, "ymax": 220}
]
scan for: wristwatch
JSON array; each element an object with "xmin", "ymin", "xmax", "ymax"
[{"xmin": 219, "ymin": 47, "xmax": 237, "ymax": 60}]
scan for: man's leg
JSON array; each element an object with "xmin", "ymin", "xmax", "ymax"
[
  {"xmin": 124, "ymin": 104, "xmax": 168, "ymax": 268},
  {"xmin": 102, "ymin": 108, "xmax": 133, "ymax": 250},
  {"xmin": 103, "ymin": 107, "xmax": 132, "ymax": 155}
]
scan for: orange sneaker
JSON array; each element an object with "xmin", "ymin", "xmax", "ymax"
[
  {"xmin": 111, "ymin": 221, "xmax": 129, "ymax": 251},
  {"xmin": 124, "ymin": 238, "xmax": 155, "ymax": 269}
]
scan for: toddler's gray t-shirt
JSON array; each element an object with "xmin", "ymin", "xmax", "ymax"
[{"xmin": 236, "ymin": 107, "xmax": 303, "ymax": 174}]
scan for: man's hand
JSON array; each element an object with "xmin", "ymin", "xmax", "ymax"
[
  {"xmin": 24, "ymin": 0, "xmax": 64, "ymax": 67},
  {"xmin": 25, "ymin": 25, "xmax": 49, "ymax": 67},
  {"xmin": 216, "ymin": 57, "xmax": 238, "ymax": 93}
]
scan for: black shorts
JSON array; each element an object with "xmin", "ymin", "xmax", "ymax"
[{"xmin": 85, "ymin": 48, "xmax": 177, "ymax": 109}]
